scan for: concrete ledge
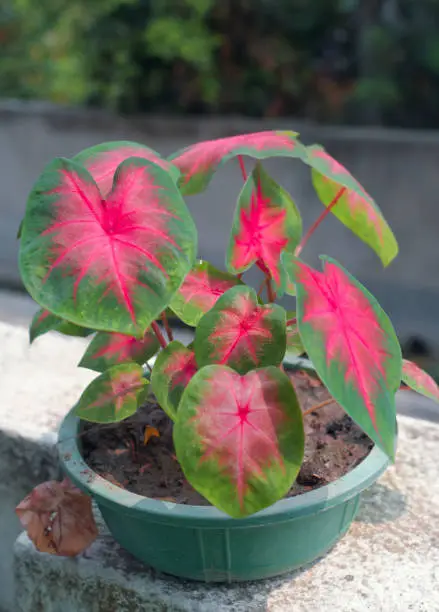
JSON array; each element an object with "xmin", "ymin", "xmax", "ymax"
[
  {"xmin": 0, "ymin": 305, "xmax": 437, "ymax": 611},
  {"xmin": 13, "ymin": 417, "xmax": 439, "ymax": 612},
  {"xmin": 0, "ymin": 313, "xmax": 195, "ymax": 611},
  {"xmin": 0, "ymin": 321, "xmax": 93, "ymax": 611}
]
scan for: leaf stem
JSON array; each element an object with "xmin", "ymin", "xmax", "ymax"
[
  {"xmin": 238, "ymin": 155, "xmax": 247, "ymax": 181},
  {"xmin": 302, "ymin": 398, "xmax": 334, "ymax": 417},
  {"xmin": 295, "ymin": 187, "xmax": 346, "ymax": 257},
  {"xmin": 266, "ymin": 277, "xmax": 276, "ymax": 302},
  {"xmin": 161, "ymin": 312, "xmax": 174, "ymax": 342},
  {"xmin": 151, "ymin": 321, "xmax": 167, "ymax": 349},
  {"xmin": 257, "ymin": 278, "xmax": 266, "ymax": 298}
]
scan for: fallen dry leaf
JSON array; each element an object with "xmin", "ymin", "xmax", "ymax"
[
  {"xmin": 143, "ymin": 425, "xmax": 160, "ymax": 445},
  {"xmin": 16, "ymin": 478, "xmax": 98, "ymax": 556}
]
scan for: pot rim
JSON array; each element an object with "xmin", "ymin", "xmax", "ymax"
[{"xmin": 58, "ymin": 358, "xmax": 390, "ymax": 527}]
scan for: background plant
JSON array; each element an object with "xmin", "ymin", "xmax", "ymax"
[{"xmin": 3, "ymin": 0, "xmax": 439, "ymax": 127}]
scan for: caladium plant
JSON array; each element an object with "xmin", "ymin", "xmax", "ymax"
[{"xmin": 16, "ymin": 133, "xmax": 439, "ymax": 552}]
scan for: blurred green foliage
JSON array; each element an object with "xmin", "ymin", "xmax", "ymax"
[{"xmin": 2, "ymin": 0, "xmax": 439, "ymax": 127}]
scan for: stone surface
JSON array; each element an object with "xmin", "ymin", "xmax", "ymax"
[
  {"xmin": 0, "ymin": 294, "xmax": 437, "ymax": 611},
  {"xmin": 0, "ymin": 320, "xmax": 92, "ymax": 611},
  {"xmin": 0, "ymin": 312, "xmax": 191, "ymax": 611},
  {"xmin": 14, "ymin": 416, "xmax": 439, "ymax": 612}
]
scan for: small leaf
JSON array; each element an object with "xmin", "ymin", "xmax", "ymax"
[
  {"xmin": 305, "ymin": 145, "xmax": 398, "ymax": 266},
  {"xmin": 73, "ymin": 141, "xmax": 179, "ymax": 196},
  {"xmin": 79, "ymin": 329, "xmax": 159, "ymax": 372},
  {"xmin": 283, "ymin": 252, "xmax": 401, "ymax": 459},
  {"xmin": 227, "ymin": 163, "xmax": 302, "ymax": 293},
  {"xmin": 402, "ymin": 359, "xmax": 439, "ymax": 403},
  {"xmin": 16, "ymin": 478, "xmax": 98, "ymax": 556},
  {"xmin": 170, "ymin": 260, "xmax": 242, "ymax": 326},
  {"xmin": 195, "ymin": 285, "xmax": 286, "ymax": 374},
  {"xmin": 30, "ymin": 308, "xmax": 92, "ymax": 343},
  {"xmin": 174, "ymin": 365, "xmax": 304, "ymax": 517},
  {"xmin": 170, "ymin": 130, "xmax": 306, "ymax": 195},
  {"xmin": 19, "ymin": 157, "xmax": 197, "ymax": 336},
  {"xmin": 75, "ymin": 363, "xmax": 149, "ymax": 423},
  {"xmin": 144, "ymin": 425, "xmax": 160, "ymax": 445},
  {"xmin": 151, "ymin": 340, "xmax": 197, "ymax": 420}
]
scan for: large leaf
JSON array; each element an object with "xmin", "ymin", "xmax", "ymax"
[
  {"xmin": 73, "ymin": 141, "xmax": 178, "ymax": 196},
  {"xmin": 195, "ymin": 285, "xmax": 286, "ymax": 374},
  {"xmin": 402, "ymin": 359, "xmax": 439, "ymax": 403},
  {"xmin": 283, "ymin": 253, "xmax": 401, "ymax": 459},
  {"xmin": 16, "ymin": 478, "xmax": 97, "ymax": 556},
  {"xmin": 169, "ymin": 260, "xmax": 242, "ymax": 326},
  {"xmin": 151, "ymin": 340, "xmax": 197, "ymax": 420},
  {"xmin": 79, "ymin": 329, "xmax": 159, "ymax": 372},
  {"xmin": 19, "ymin": 157, "xmax": 197, "ymax": 336},
  {"xmin": 174, "ymin": 365, "xmax": 304, "ymax": 517},
  {"xmin": 75, "ymin": 363, "xmax": 149, "ymax": 423},
  {"xmin": 227, "ymin": 163, "xmax": 302, "ymax": 293},
  {"xmin": 30, "ymin": 308, "xmax": 92, "ymax": 343},
  {"xmin": 305, "ymin": 145, "xmax": 398, "ymax": 266},
  {"xmin": 170, "ymin": 130, "xmax": 306, "ymax": 195}
]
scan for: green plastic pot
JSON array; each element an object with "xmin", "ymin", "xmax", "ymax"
[{"xmin": 59, "ymin": 402, "xmax": 389, "ymax": 583}]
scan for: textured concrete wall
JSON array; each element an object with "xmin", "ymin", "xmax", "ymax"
[{"xmin": 2, "ymin": 100, "xmax": 439, "ymax": 347}]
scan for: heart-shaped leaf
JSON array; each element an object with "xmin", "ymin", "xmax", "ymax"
[
  {"xmin": 174, "ymin": 365, "xmax": 304, "ymax": 517},
  {"xmin": 19, "ymin": 157, "xmax": 197, "ymax": 336},
  {"xmin": 79, "ymin": 330, "xmax": 159, "ymax": 372},
  {"xmin": 16, "ymin": 478, "xmax": 98, "ymax": 556},
  {"xmin": 227, "ymin": 163, "xmax": 302, "ymax": 293},
  {"xmin": 283, "ymin": 253, "xmax": 401, "ymax": 459},
  {"xmin": 305, "ymin": 145, "xmax": 398, "ymax": 266},
  {"xmin": 151, "ymin": 340, "xmax": 197, "ymax": 420},
  {"xmin": 73, "ymin": 141, "xmax": 178, "ymax": 196},
  {"xmin": 75, "ymin": 363, "xmax": 149, "ymax": 423},
  {"xmin": 170, "ymin": 260, "xmax": 242, "ymax": 326},
  {"xmin": 30, "ymin": 308, "xmax": 92, "ymax": 343},
  {"xmin": 402, "ymin": 359, "xmax": 439, "ymax": 402},
  {"xmin": 195, "ymin": 285, "xmax": 286, "ymax": 374},
  {"xmin": 170, "ymin": 130, "xmax": 306, "ymax": 195}
]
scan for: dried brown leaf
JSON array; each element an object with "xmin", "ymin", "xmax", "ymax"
[{"xmin": 16, "ymin": 478, "xmax": 98, "ymax": 556}]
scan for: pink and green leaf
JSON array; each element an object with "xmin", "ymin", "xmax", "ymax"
[
  {"xmin": 73, "ymin": 141, "xmax": 179, "ymax": 196},
  {"xmin": 79, "ymin": 329, "xmax": 159, "ymax": 373},
  {"xmin": 75, "ymin": 363, "xmax": 149, "ymax": 423},
  {"xmin": 170, "ymin": 260, "xmax": 242, "ymax": 326},
  {"xmin": 401, "ymin": 359, "xmax": 439, "ymax": 403},
  {"xmin": 305, "ymin": 145, "xmax": 398, "ymax": 266},
  {"xmin": 195, "ymin": 285, "xmax": 286, "ymax": 374},
  {"xmin": 170, "ymin": 130, "xmax": 306, "ymax": 195},
  {"xmin": 282, "ymin": 253, "xmax": 401, "ymax": 459},
  {"xmin": 227, "ymin": 163, "xmax": 302, "ymax": 294},
  {"xmin": 30, "ymin": 308, "xmax": 92, "ymax": 343},
  {"xmin": 19, "ymin": 157, "xmax": 197, "ymax": 337},
  {"xmin": 151, "ymin": 340, "xmax": 197, "ymax": 420},
  {"xmin": 174, "ymin": 365, "xmax": 304, "ymax": 517}
]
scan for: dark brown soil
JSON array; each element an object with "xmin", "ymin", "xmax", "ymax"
[{"xmin": 81, "ymin": 371, "xmax": 373, "ymax": 504}]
